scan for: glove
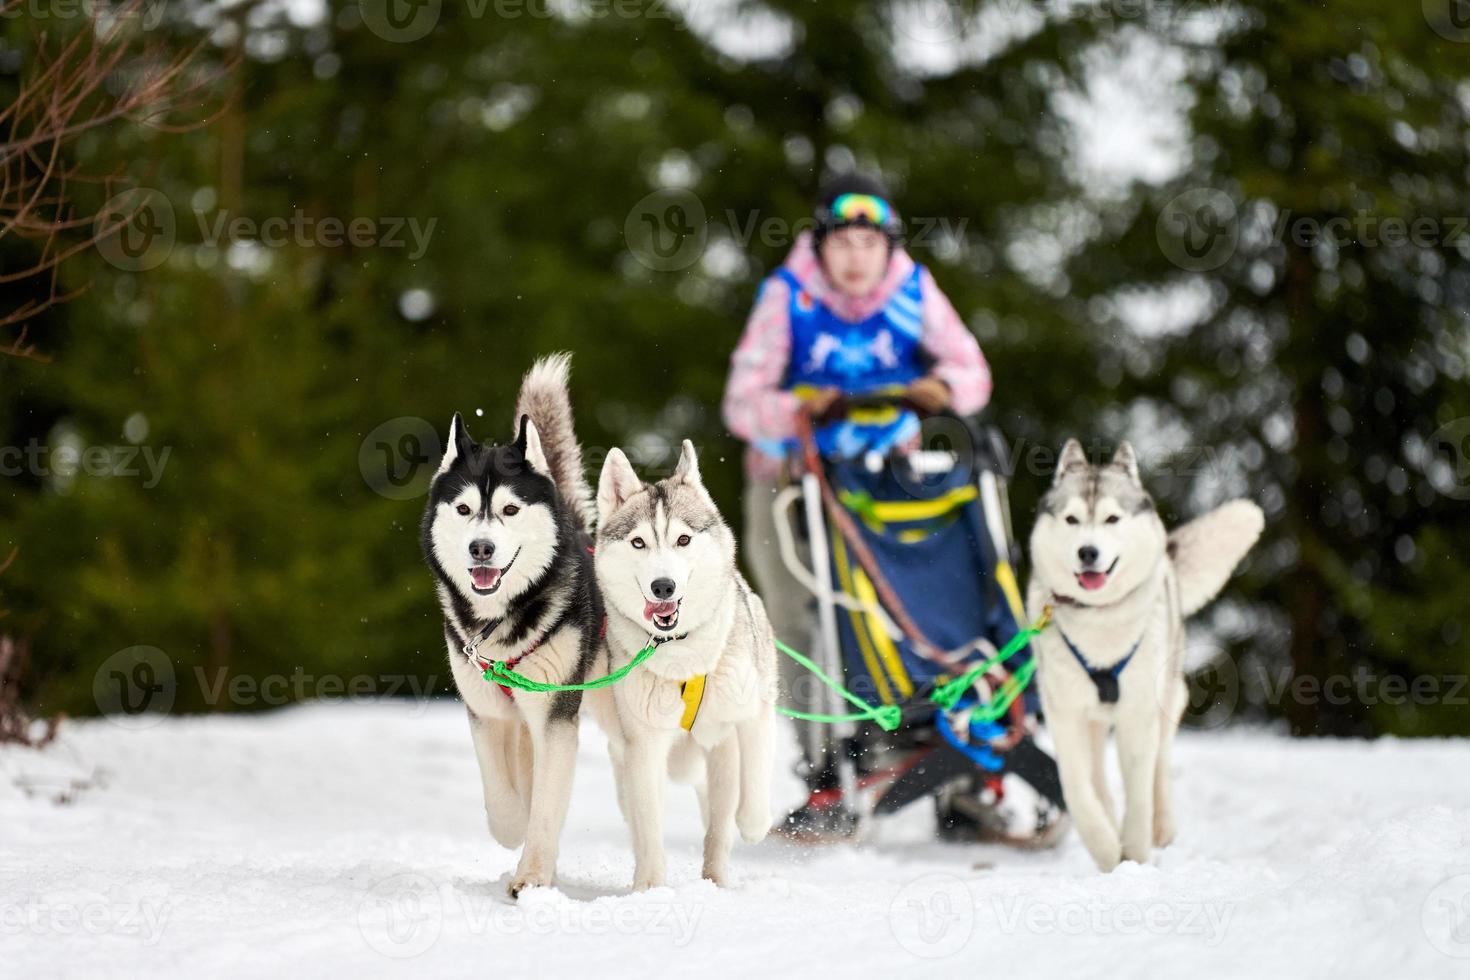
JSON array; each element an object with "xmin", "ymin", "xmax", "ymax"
[
  {"xmin": 904, "ymin": 375, "xmax": 951, "ymax": 415},
  {"xmin": 802, "ymin": 387, "xmax": 846, "ymax": 423}
]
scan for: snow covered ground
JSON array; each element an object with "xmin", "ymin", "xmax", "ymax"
[{"xmin": 3, "ymin": 700, "xmax": 1468, "ymax": 978}]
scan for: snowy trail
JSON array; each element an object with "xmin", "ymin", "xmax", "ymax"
[{"xmin": 3, "ymin": 701, "xmax": 1468, "ymax": 978}]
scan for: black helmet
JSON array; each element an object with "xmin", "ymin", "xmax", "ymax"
[{"xmin": 813, "ymin": 173, "xmax": 903, "ymax": 247}]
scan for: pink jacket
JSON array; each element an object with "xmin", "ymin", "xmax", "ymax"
[{"xmin": 722, "ymin": 232, "xmax": 993, "ymax": 481}]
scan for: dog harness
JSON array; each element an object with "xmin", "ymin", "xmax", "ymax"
[
  {"xmin": 648, "ymin": 631, "xmax": 704, "ymax": 732},
  {"xmin": 678, "ymin": 675, "xmax": 706, "ymax": 732},
  {"xmin": 465, "ymin": 614, "xmax": 707, "ymax": 726},
  {"xmin": 464, "ymin": 627, "xmax": 546, "ymax": 701},
  {"xmin": 462, "ymin": 614, "xmax": 606, "ymax": 701},
  {"xmin": 1055, "ymin": 628, "xmax": 1140, "ymax": 705}
]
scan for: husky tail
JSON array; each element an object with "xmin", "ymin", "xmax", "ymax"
[
  {"xmin": 515, "ymin": 353, "xmax": 595, "ymax": 531},
  {"xmin": 1168, "ymin": 499, "xmax": 1265, "ymax": 617}
]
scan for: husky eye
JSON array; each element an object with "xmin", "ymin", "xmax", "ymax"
[
  {"xmin": 1104, "ymin": 514, "xmax": 1120, "ymax": 525},
  {"xmin": 503, "ymin": 504, "xmax": 520, "ymax": 517},
  {"xmin": 676, "ymin": 534, "xmax": 692, "ymax": 547},
  {"xmin": 456, "ymin": 504, "xmax": 472, "ymax": 516},
  {"xmin": 631, "ymin": 537, "xmax": 646, "ymax": 550},
  {"xmin": 1065, "ymin": 515, "xmax": 1080, "ymax": 526}
]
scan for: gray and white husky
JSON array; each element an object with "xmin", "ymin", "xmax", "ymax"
[
  {"xmin": 420, "ymin": 354, "xmax": 605, "ymax": 897},
  {"xmin": 1027, "ymin": 439, "xmax": 1264, "ymax": 872},
  {"xmin": 594, "ymin": 440, "xmax": 777, "ymax": 890}
]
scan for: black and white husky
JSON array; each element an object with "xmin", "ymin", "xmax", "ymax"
[
  {"xmin": 594, "ymin": 441, "xmax": 777, "ymax": 889},
  {"xmin": 1027, "ymin": 439, "xmax": 1264, "ymax": 872},
  {"xmin": 421, "ymin": 354, "xmax": 604, "ymax": 897}
]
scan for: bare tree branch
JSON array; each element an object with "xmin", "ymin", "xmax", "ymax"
[
  {"xmin": 0, "ymin": 634, "xmax": 62, "ymax": 749},
  {"xmin": 0, "ymin": 0, "xmax": 234, "ymax": 359},
  {"xmin": 0, "ymin": 549, "xmax": 60, "ymax": 748}
]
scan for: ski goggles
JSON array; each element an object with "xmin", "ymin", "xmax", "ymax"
[{"xmin": 822, "ymin": 193, "xmax": 900, "ymax": 234}]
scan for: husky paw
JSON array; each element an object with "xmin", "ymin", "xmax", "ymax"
[
  {"xmin": 1081, "ymin": 831, "xmax": 1123, "ymax": 872},
  {"xmin": 632, "ymin": 862, "xmax": 667, "ymax": 892},
  {"xmin": 736, "ymin": 808, "xmax": 770, "ymax": 844},
  {"xmin": 508, "ymin": 867, "xmax": 552, "ymax": 899},
  {"xmin": 701, "ymin": 863, "xmax": 730, "ymax": 888},
  {"xmin": 1121, "ymin": 839, "xmax": 1152, "ymax": 865},
  {"xmin": 1073, "ymin": 812, "xmax": 1123, "ymax": 872},
  {"xmin": 1153, "ymin": 815, "xmax": 1177, "ymax": 848}
]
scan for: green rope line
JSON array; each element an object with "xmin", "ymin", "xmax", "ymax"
[
  {"xmin": 779, "ymin": 706, "xmax": 903, "ymax": 730},
  {"xmin": 482, "ymin": 641, "xmax": 659, "ymax": 692},
  {"xmin": 480, "ymin": 606, "xmax": 1052, "ymax": 732},
  {"xmin": 963, "ymin": 658, "xmax": 1037, "ymax": 723},
  {"xmin": 774, "ymin": 639, "xmax": 903, "ymax": 733},
  {"xmin": 929, "ymin": 607, "xmax": 1051, "ymax": 712},
  {"xmin": 772, "ymin": 606, "xmax": 1054, "ymax": 731}
]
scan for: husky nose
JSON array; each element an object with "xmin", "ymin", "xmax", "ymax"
[
  {"xmin": 1077, "ymin": 545, "xmax": 1099, "ymax": 567},
  {"xmin": 650, "ymin": 577, "xmax": 676, "ymax": 601},
  {"xmin": 469, "ymin": 539, "xmax": 495, "ymax": 563}
]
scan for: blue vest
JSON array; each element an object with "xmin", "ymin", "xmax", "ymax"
[
  {"xmin": 781, "ymin": 266, "xmax": 927, "ymax": 392},
  {"xmin": 769, "ymin": 265, "xmax": 927, "ymax": 460}
]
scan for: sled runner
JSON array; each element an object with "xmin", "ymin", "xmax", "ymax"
[{"xmin": 770, "ymin": 398, "xmax": 1066, "ymax": 842}]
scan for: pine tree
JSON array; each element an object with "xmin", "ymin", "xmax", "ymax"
[
  {"xmin": 3, "ymin": 1, "xmax": 1463, "ymax": 735},
  {"xmin": 2, "ymin": 1, "xmax": 1102, "ymax": 716},
  {"xmin": 1071, "ymin": 1, "xmax": 1470, "ymax": 734}
]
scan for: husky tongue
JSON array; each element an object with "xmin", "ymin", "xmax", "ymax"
[
  {"xmin": 1077, "ymin": 571, "xmax": 1108, "ymax": 591},
  {"xmin": 471, "ymin": 566, "xmax": 502, "ymax": 591},
  {"xmin": 644, "ymin": 600, "xmax": 679, "ymax": 621}
]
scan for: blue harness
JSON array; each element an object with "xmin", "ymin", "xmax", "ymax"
[
  {"xmin": 1057, "ymin": 629, "xmax": 1140, "ymax": 704},
  {"xmin": 755, "ymin": 265, "xmax": 929, "ymax": 461}
]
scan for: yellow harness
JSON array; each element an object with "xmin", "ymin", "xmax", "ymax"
[{"xmin": 678, "ymin": 675, "xmax": 706, "ymax": 732}]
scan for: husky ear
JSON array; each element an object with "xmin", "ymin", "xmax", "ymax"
[
  {"xmin": 438, "ymin": 412, "xmax": 474, "ymax": 475},
  {"xmin": 671, "ymin": 440, "xmax": 702, "ymax": 487},
  {"xmin": 1111, "ymin": 441, "xmax": 1141, "ymax": 485},
  {"xmin": 598, "ymin": 448, "xmax": 643, "ymax": 525},
  {"xmin": 514, "ymin": 414, "xmax": 550, "ymax": 477},
  {"xmin": 1053, "ymin": 438, "xmax": 1088, "ymax": 486}
]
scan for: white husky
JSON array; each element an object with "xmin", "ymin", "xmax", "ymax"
[
  {"xmin": 1027, "ymin": 439, "xmax": 1264, "ymax": 871},
  {"xmin": 594, "ymin": 440, "xmax": 777, "ymax": 889}
]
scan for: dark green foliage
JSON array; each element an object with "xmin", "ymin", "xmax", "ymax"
[{"xmin": 1, "ymin": 1, "xmax": 1464, "ymax": 734}]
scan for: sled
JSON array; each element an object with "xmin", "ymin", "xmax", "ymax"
[{"xmin": 770, "ymin": 399, "xmax": 1066, "ymax": 841}]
